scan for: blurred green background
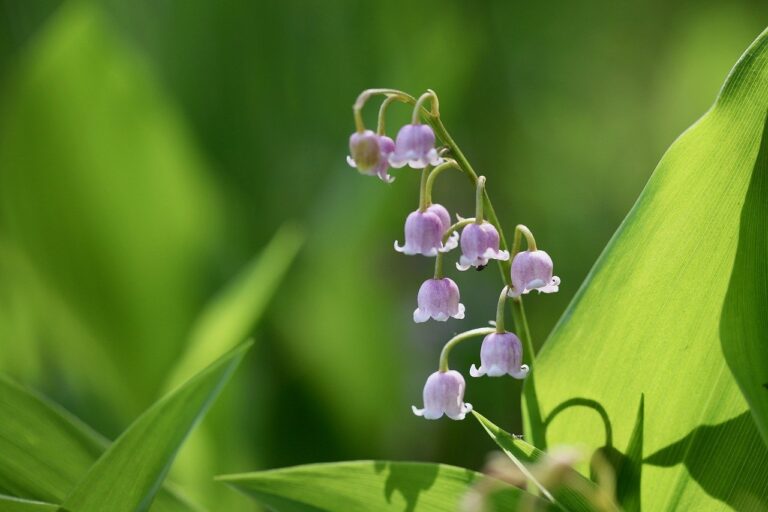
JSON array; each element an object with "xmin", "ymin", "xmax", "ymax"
[{"xmin": 1, "ymin": 0, "xmax": 766, "ymax": 509}]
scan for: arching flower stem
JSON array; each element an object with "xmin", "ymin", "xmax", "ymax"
[
  {"xmin": 424, "ymin": 159, "xmax": 461, "ymax": 205},
  {"xmin": 475, "ymin": 176, "xmax": 486, "ymax": 224},
  {"xmin": 438, "ymin": 327, "xmax": 496, "ymax": 372},
  {"xmin": 418, "ymin": 167, "xmax": 430, "ymax": 212},
  {"xmin": 495, "ymin": 286, "xmax": 509, "ymax": 333},
  {"xmin": 512, "ymin": 224, "xmax": 538, "ymax": 255}
]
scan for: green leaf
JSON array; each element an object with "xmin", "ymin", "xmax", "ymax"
[
  {"xmin": 529, "ymin": 28, "xmax": 768, "ymax": 510},
  {"xmin": 61, "ymin": 343, "xmax": 250, "ymax": 512},
  {"xmin": 0, "ymin": 375, "xmax": 199, "ymax": 511},
  {"xmin": 163, "ymin": 223, "xmax": 303, "ymax": 392},
  {"xmin": 472, "ymin": 411, "xmax": 609, "ymax": 512},
  {"xmin": 0, "ymin": 495, "xmax": 60, "ymax": 512},
  {"xmin": 0, "ymin": 0, "xmax": 223, "ymax": 413},
  {"xmin": 162, "ymin": 223, "xmax": 303, "ymax": 510},
  {"xmin": 720, "ymin": 113, "xmax": 768, "ymax": 447},
  {"xmin": 217, "ymin": 461, "xmax": 556, "ymax": 512}
]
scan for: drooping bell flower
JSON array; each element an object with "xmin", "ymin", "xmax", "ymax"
[
  {"xmin": 469, "ymin": 332, "xmax": 529, "ymax": 379},
  {"xmin": 389, "ymin": 124, "xmax": 442, "ymax": 169},
  {"xmin": 457, "ymin": 222, "xmax": 510, "ymax": 271},
  {"xmin": 395, "ymin": 205, "xmax": 458, "ymax": 256},
  {"xmin": 347, "ymin": 132, "xmax": 397, "ymax": 183},
  {"xmin": 413, "ymin": 277, "xmax": 465, "ymax": 323},
  {"xmin": 347, "ymin": 129, "xmax": 380, "ymax": 172},
  {"xmin": 509, "ymin": 250, "xmax": 560, "ymax": 297},
  {"xmin": 412, "ymin": 370, "xmax": 472, "ymax": 420}
]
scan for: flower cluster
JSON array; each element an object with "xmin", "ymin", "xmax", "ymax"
[{"xmin": 347, "ymin": 89, "xmax": 560, "ymax": 421}]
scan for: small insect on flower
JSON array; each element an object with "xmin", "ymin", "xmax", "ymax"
[
  {"xmin": 347, "ymin": 131, "xmax": 396, "ymax": 183},
  {"xmin": 395, "ymin": 205, "xmax": 459, "ymax": 256},
  {"xmin": 412, "ymin": 370, "xmax": 472, "ymax": 420},
  {"xmin": 509, "ymin": 250, "xmax": 560, "ymax": 297},
  {"xmin": 470, "ymin": 332, "xmax": 529, "ymax": 379},
  {"xmin": 457, "ymin": 222, "xmax": 510, "ymax": 271},
  {"xmin": 389, "ymin": 124, "xmax": 442, "ymax": 169},
  {"xmin": 414, "ymin": 277, "xmax": 465, "ymax": 323}
]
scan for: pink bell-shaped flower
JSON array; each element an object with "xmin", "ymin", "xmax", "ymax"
[
  {"xmin": 394, "ymin": 206, "xmax": 458, "ymax": 256},
  {"xmin": 412, "ymin": 370, "xmax": 472, "ymax": 420},
  {"xmin": 457, "ymin": 222, "xmax": 510, "ymax": 270},
  {"xmin": 389, "ymin": 124, "xmax": 442, "ymax": 169},
  {"xmin": 509, "ymin": 250, "xmax": 560, "ymax": 297},
  {"xmin": 413, "ymin": 277, "xmax": 465, "ymax": 323},
  {"xmin": 469, "ymin": 332, "xmax": 529, "ymax": 379}
]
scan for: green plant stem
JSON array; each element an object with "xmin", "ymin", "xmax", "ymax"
[
  {"xmin": 475, "ymin": 176, "xmax": 486, "ymax": 223},
  {"xmin": 427, "ymin": 113, "xmax": 546, "ymax": 447},
  {"xmin": 495, "ymin": 286, "xmax": 509, "ymax": 333},
  {"xmin": 512, "ymin": 224, "xmax": 538, "ymax": 254},
  {"xmin": 376, "ymin": 95, "xmax": 400, "ymax": 135},
  {"xmin": 439, "ymin": 328, "xmax": 496, "ymax": 372},
  {"xmin": 424, "ymin": 159, "xmax": 461, "ymax": 205},
  {"xmin": 418, "ymin": 167, "xmax": 430, "ymax": 212},
  {"xmin": 511, "ymin": 296, "xmax": 546, "ymax": 448}
]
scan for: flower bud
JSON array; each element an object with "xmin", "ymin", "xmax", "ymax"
[
  {"xmin": 457, "ymin": 222, "xmax": 510, "ymax": 271},
  {"xmin": 347, "ymin": 129, "xmax": 381, "ymax": 173},
  {"xmin": 389, "ymin": 124, "xmax": 442, "ymax": 169},
  {"xmin": 394, "ymin": 206, "xmax": 459, "ymax": 256},
  {"xmin": 413, "ymin": 277, "xmax": 465, "ymax": 323},
  {"xmin": 412, "ymin": 370, "xmax": 472, "ymax": 420},
  {"xmin": 509, "ymin": 250, "xmax": 560, "ymax": 297},
  {"xmin": 469, "ymin": 332, "xmax": 529, "ymax": 378}
]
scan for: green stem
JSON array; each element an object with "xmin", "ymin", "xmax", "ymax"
[
  {"xmin": 412, "ymin": 91, "xmax": 437, "ymax": 124},
  {"xmin": 424, "ymin": 159, "xmax": 461, "ymax": 205},
  {"xmin": 418, "ymin": 167, "xmax": 430, "ymax": 212},
  {"xmin": 495, "ymin": 286, "xmax": 509, "ymax": 333},
  {"xmin": 438, "ymin": 327, "xmax": 495, "ymax": 372},
  {"xmin": 376, "ymin": 95, "xmax": 400, "ymax": 136},
  {"xmin": 512, "ymin": 224, "xmax": 537, "ymax": 255},
  {"xmin": 426, "ymin": 111, "xmax": 545, "ymax": 446},
  {"xmin": 510, "ymin": 296, "xmax": 546, "ymax": 448},
  {"xmin": 475, "ymin": 176, "xmax": 486, "ymax": 223},
  {"xmin": 433, "ymin": 253, "xmax": 444, "ymax": 279}
]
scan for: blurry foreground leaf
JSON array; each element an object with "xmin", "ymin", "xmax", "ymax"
[
  {"xmin": 61, "ymin": 343, "xmax": 251, "ymax": 512},
  {"xmin": 217, "ymin": 460, "xmax": 556, "ymax": 512},
  {"xmin": 473, "ymin": 411, "xmax": 608, "ymax": 512},
  {"xmin": 0, "ymin": 495, "xmax": 59, "ymax": 512},
  {"xmin": 531, "ymin": 27, "xmax": 768, "ymax": 510},
  {"xmin": 0, "ymin": 375, "xmax": 199, "ymax": 511}
]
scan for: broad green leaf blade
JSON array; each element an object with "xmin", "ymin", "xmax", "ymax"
[
  {"xmin": 62, "ymin": 343, "xmax": 250, "ymax": 512},
  {"xmin": 0, "ymin": 495, "xmax": 59, "ymax": 512},
  {"xmin": 216, "ymin": 461, "xmax": 556, "ymax": 512},
  {"xmin": 530, "ymin": 28, "xmax": 768, "ymax": 510},
  {"xmin": 0, "ymin": 375, "xmax": 199, "ymax": 512},
  {"xmin": 720, "ymin": 113, "xmax": 768, "ymax": 447},
  {"xmin": 472, "ymin": 411, "xmax": 608, "ymax": 512},
  {"xmin": 607, "ymin": 395, "xmax": 643, "ymax": 512}
]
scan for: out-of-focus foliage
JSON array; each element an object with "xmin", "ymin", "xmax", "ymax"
[
  {"xmin": 1, "ymin": 0, "xmax": 768, "ymax": 510},
  {"xmin": 530, "ymin": 27, "xmax": 768, "ymax": 511}
]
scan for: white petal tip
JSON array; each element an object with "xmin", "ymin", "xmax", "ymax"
[
  {"xmin": 413, "ymin": 309, "xmax": 429, "ymax": 323},
  {"xmin": 453, "ymin": 304, "xmax": 466, "ymax": 320},
  {"xmin": 469, "ymin": 364, "xmax": 484, "ymax": 378},
  {"xmin": 412, "ymin": 406, "xmax": 424, "ymax": 416},
  {"xmin": 346, "ymin": 156, "xmax": 357, "ymax": 168}
]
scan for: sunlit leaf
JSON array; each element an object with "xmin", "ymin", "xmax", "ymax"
[
  {"xmin": 0, "ymin": 375, "xmax": 201, "ymax": 511},
  {"xmin": 530, "ymin": 28, "xmax": 768, "ymax": 510},
  {"xmin": 217, "ymin": 461, "xmax": 556, "ymax": 512},
  {"xmin": 61, "ymin": 343, "xmax": 250, "ymax": 512}
]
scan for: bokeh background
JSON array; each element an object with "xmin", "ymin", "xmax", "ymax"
[{"xmin": 1, "ymin": 0, "xmax": 767, "ymax": 509}]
